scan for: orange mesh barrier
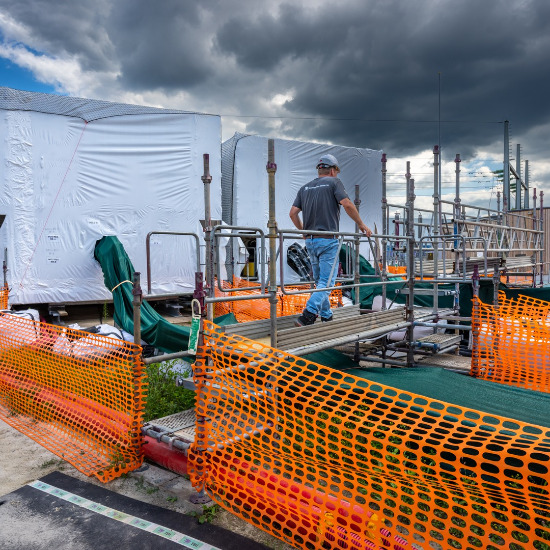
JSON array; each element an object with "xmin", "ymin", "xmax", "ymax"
[
  {"xmin": 386, "ymin": 265, "xmax": 407, "ymax": 277},
  {"xmin": 471, "ymin": 292, "xmax": 550, "ymax": 392},
  {"xmin": 190, "ymin": 320, "xmax": 550, "ymax": 550},
  {"xmin": 0, "ymin": 286, "xmax": 8, "ymax": 310},
  {"xmin": 0, "ymin": 313, "xmax": 146, "ymax": 482},
  {"xmin": 214, "ymin": 277, "xmax": 342, "ymax": 322}
]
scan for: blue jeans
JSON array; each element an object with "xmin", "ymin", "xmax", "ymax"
[{"xmin": 304, "ymin": 238, "xmax": 340, "ymax": 319}]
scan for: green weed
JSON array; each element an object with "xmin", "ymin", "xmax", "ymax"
[
  {"xmin": 191, "ymin": 504, "xmax": 220, "ymax": 524},
  {"xmin": 144, "ymin": 360, "xmax": 195, "ymax": 421}
]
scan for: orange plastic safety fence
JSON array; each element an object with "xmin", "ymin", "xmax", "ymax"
[
  {"xmin": 0, "ymin": 286, "xmax": 8, "ymax": 310},
  {"xmin": 189, "ymin": 321, "xmax": 550, "ymax": 550},
  {"xmin": 471, "ymin": 292, "xmax": 550, "ymax": 393},
  {"xmin": 214, "ymin": 277, "xmax": 342, "ymax": 322},
  {"xmin": 0, "ymin": 313, "xmax": 146, "ymax": 482},
  {"xmin": 386, "ymin": 266, "xmax": 407, "ymax": 277}
]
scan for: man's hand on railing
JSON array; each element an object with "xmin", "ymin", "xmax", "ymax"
[{"xmin": 358, "ymin": 222, "xmax": 372, "ymax": 237}]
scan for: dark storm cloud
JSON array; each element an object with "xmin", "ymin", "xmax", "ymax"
[
  {"xmin": 106, "ymin": 0, "xmax": 217, "ymax": 90},
  {"xmin": 1, "ymin": 0, "xmax": 550, "ymax": 167},
  {"xmin": 0, "ymin": 0, "xmax": 115, "ymax": 71},
  {"xmin": 214, "ymin": 0, "xmax": 550, "ymax": 159}
]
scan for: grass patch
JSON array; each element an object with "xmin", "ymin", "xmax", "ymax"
[{"xmin": 144, "ymin": 360, "xmax": 195, "ymax": 422}]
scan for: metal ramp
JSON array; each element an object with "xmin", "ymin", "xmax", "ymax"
[{"xmin": 221, "ymin": 304, "xmax": 456, "ymax": 356}]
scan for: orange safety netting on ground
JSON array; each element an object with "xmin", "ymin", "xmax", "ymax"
[
  {"xmin": 189, "ymin": 320, "xmax": 550, "ymax": 550},
  {"xmin": 471, "ymin": 292, "xmax": 550, "ymax": 393},
  {"xmin": 0, "ymin": 313, "xmax": 146, "ymax": 482},
  {"xmin": 214, "ymin": 277, "xmax": 342, "ymax": 322}
]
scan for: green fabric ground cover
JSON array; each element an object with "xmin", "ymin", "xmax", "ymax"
[{"xmin": 337, "ymin": 366, "xmax": 550, "ymax": 429}]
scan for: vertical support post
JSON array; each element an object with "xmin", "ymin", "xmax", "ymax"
[
  {"xmin": 3, "ymin": 247, "xmax": 7, "ymax": 289},
  {"xmin": 132, "ymin": 271, "xmax": 142, "ymax": 347},
  {"xmin": 406, "ymin": 176, "xmax": 416, "ymax": 368},
  {"xmin": 515, "ymin": 144, "xmax": 522, "ymax": 210},
  {"xmin": 354, "ymin": 184, "xmax": 361, "ymax": 361},
  {"xmin": 524, "ymin": 159, "xmax": 530, "ymax": 209},
  {"xmin": 533, "ymin": 188, "xmax": 538, "ymax": 229},
  {"xmin": 532, "ymin": 188, "xmax": 538, "ymax": 285},
  {"xmin": 497, "ymin": 191, "xmax": 501, "ymax": 225},
  {"xmin": 454, "ymin": 154, "xmax": 461, "ymax": 222},
  {"xmin": 503, "ymin": 120, "xmax": 510, "ymax": 211},
  {"xmin": 393, "ymin": 211, "xmax": 400, "ymax": 262},
  {"xmin": 454, "ymin": 154, "xmax": 461, "ymax": 310},
  {"xmin": 470, "ymin": 263, "xmax": 480, "ymax": 378},
  {"xmin": 202, "ymin": 154, "xmax": 214, "ymax": 322},
  {"xmin": 266, "ymin": 139, "xmax": 278, "ymax": 347},
  {"xmin": 381, "ymin": 154, "xmax": 388, "ymax": 310},
  {"xmin": 540, "ymin": 191, "xmax": 544, "ymax": 286},
  {"xmin": 493, "ymin": 266, "xmax": 500, "ymax": 306},
  {"xmin": 193, "ymin": 272, "xmax": 206, "ymax": 316},
  {"xmin": 472, "ymin": 264, "xmax": 480, "ymax": 299},
  {"xmin": 432, "ymin": 146, "xmax": 440, "ymax": 316},
  {"xmin": 189, "ymin": 270, "xmax": 211, "ymax": 505}
]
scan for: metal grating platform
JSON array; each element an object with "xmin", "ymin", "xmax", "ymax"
[
  {"xmin": 416, "ymin": 333, "xmax": 462, "ymax": 346},
  {"xmin": 145, "ymin": 409, "xmax": 196, "ymax": 442}
]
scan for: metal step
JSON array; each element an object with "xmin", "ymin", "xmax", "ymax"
[{"xmin": 414, "ymin": 333, "xmax": 462, "ymax": 351}]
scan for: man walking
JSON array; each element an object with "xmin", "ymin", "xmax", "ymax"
[{"xmin": 289, "ymin": 154, "xmax": 372, "ymax": 326}]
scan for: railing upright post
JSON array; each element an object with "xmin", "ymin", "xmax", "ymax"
[
  {"xmin": 540, "ymin": 191, "xmax": 544, "ymax": 286},
  {"xmin": 132, "ymin": 271, "xmax": 142, "ymax": 347},
  {"xmin": 354, "ymin": 184, "xmax": 362, "ymax": 361},
  {"xmin": 432, "ymin": 145, "xmax": 440, "ymax": 317},
  {"xmin": 454, "ymin": 154, "xmax": 461, "ymax": 311},
  {"xmin": 406, "ymin": 173, "xmax": 416, "ymax": 368},
  {"xmin": 3, "ymin": 247, "xmax": 7, "ymax": 289},
  {"xmin": 202, "ymin": 153, "xmax": 214, "ymax": 322},
  {"xmin": 381, "ymin": 153, "xmax": 388, "ymax": 310},
  {"xmin": 532, "ymin": 188, "xmax": 538, "ymax": 286},
  {"xmin": 266, "ymin": 139, "xmax": 278, "ymax": 347}
]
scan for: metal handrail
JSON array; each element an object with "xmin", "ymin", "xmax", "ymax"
[
  {"xmin": 146, "ymin": 231, "xmax": 201, "ymax": 295},
  {"xmin": 277, "ymin": 229, "xmax": 411, "ymax": 297},
  {"xmin": 211, "ymin": 225, "xmax": 267, "ymax": 293}
]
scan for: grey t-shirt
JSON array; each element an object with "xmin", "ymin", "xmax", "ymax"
[{"xmin": 292, "ymin": 176, "xmax": 349, "ymax": 233}]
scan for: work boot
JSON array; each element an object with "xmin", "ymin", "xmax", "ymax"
[
  {"xmin": 295, "ymin": 309, "xmax": 317, "ymax": 327},
  {"xmin": 321, "ymin": 315, "xmax": 333, "ymax": 322}
]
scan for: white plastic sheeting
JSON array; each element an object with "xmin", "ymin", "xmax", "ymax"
[
  {"xmin": 222, "ymin": 133, "xmax": 383, "ymax": 284},
  {"xmin": 0, "ymin": 89, "xmax": 221, "ymax": 304}
]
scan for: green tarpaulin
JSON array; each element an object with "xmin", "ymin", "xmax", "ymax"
[{"xmin": 94, "ymin": 236, "xmax": 191, "ymax": 354}]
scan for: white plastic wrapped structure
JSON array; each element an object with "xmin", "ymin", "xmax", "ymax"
[
  {"xmin": 0, "ymin": 87, "xmax": 221, "ymax": 305},
  {"xmin": 222, "ymin": 133, "xmax": 383, "ymax": 284}
]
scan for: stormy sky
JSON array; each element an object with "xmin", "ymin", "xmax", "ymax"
[{"xmin": 0, "ymin": 0, "xmax": 549, "ymax": 208}]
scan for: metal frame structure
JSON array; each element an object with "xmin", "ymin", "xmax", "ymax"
[{"xmin": 135, "ymin": 135, "xmax": 546, "ymax": 374}]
